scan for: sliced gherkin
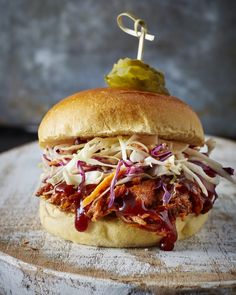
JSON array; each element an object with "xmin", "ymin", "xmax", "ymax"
[{"xmin": 105, "ymin": 58, "xmax": 170, "ymax": 95}]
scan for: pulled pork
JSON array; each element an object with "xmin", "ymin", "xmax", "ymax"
[{"xmin": 36, "ymin": 176, "xmax": 213, "ymax": 225}]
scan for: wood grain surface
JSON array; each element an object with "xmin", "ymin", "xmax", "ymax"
[{"xmin": 0, "ymin": 137, "xmax": 236, "ymax": 295}]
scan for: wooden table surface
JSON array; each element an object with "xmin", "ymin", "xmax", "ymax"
[{"xmin": 0, "ymin": 137, "xmax": 236, "ymax": 295}]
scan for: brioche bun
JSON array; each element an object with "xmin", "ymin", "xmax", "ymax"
[
  {"xmin": 38, "ymin": 87, "xmax": 207, "ymax": 248},
  {"xmin": 38, "ymin": 88, "xmax": 204, "ymax": 148},
  {"xmin": 40, "ymin": 199, "xmax": 209, "ymax": 247}
]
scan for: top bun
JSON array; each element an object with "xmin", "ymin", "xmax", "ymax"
[{"xmin": 38, "ymin": 88, "xmax": 204, "ymax": 147}]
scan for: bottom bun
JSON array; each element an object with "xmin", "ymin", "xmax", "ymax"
[{"xmin": 39, "ymin": 199, "xmax": 209, "ymax": 247}]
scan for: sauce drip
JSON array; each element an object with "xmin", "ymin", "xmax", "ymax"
[
  {"xmin": 74, "ymin": 185, "xmax": 90, "ymax": 232},
  {"xmin": 160, "ymin": 235, "xmax": 175, "ymax": 251},
  {"xmin": 75, "ymin": 207, "xmax": 89, "ymax": 232},
  {"xmin": 158, "ymin": 210, "xmax": 177, "ymax": 251}
]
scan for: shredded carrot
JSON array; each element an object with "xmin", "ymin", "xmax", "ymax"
[
  {"xmin": 48, "ymin": 160, "xmax": 59, "ymax": 166},
  {"xmin": 81, "ymin": 170, "xmax": 124, "ymax": 208}
]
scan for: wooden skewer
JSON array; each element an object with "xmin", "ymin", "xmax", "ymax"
[{"xmin": 117, "ymin": 12, "xmax": 155, "ymax": 60}]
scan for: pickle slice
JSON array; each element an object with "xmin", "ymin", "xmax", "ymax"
[{"xmin": 105, "ymin": 58, "xmax": 170, "ymax": 95}]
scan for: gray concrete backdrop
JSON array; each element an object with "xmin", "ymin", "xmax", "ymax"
[{"xmin": 0, "ymin": 0, "xmax": 236, "ymax": 138}]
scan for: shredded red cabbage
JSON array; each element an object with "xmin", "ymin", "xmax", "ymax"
[
  {"xmin": 198, "ymin": 174, "xmax": 217, "ymax": 197},
  {"xmin": 125, "ymin": 166, "xmax": 143, "ymax": 176},
  {"xmin": 43, "ymin": 154, "xmax": 51, "ymax": 162},
  {"xmin": 77, "ymin": 161, "xmax": 86, "ymax": 193},
  {"xmin": 151, "ymin": 144, "xmax": 163, "ymax": 156},
  {"xmin": 123, "ymin": 160, "xmax": 133, "ymax": 167},
  {"xmin": 152, "ymin": 178, "xmax": 173, "ymax": 205},
  {"xmin": 151, "ymin": 144, "xmax": 172, "ymax": 161},
  {"xmin": 108, "ymin": 160, "xmax": 124, "ymax": 208},
  {"xmin": 159, "ymin": 152, "xmax": 172, "ymax": 161},
  {"xmin": 74, "ymin": 138, "xmax": 87, "ymax": 145},
  {"xmin": 223, "ymin": 167, "xmax": 234, "ymax": 175},
  {"xmin": 190, "ymin": 160, "xmax": 216, "ymax": 177},
  {"xmin": 155, "ymin": 178, "xmax": 162, "ymax": 189},
  {"xmin": 162, "ymin": 183, "xmax": 173, "ymax": 205},
  {"xmin": 191, "ymin": 160, "xmax": 234, "ymax": 178}
]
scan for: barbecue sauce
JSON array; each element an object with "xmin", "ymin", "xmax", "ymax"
[
  {"xmin": 55, "ymin": 183, "xmax": 75, "ymax": 195},
  {"xmin": 116, "ymin": 194, "xmax": 178, "ymax": 250},
  {"xmin": 158, "ymin": 211, "xmax": 177, "ymax": 251},
  {"xmin": 73, "ymin": 190, "xmax": 178, "ymax": 250},
  {"xmin": 71, "ymin": 179, "xmax": 213, "ymax": 250},
  {"xmin": 160, "ymin": 236, "xmax": 175, "ymax": 251},
  {"xmin": 75, "ymin": 208, "xmax": 89, "ymax": 232}
]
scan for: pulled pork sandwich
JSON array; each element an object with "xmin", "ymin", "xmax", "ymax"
[{"xmin": 36, "ymin": 87, "xmax": 235, "ymax": 250}]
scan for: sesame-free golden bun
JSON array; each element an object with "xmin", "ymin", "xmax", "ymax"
[
  {"xmin": 38, "ymin": 88, "xmax": 204, "ymax": 147},
  {"xmin": 40, "ymin": 199, "xmax": 209, "ymax": 247}
]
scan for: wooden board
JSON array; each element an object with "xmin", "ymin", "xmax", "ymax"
[{"xmin": 0, "ymin": 137, "xmax": 236, "ymax": 294}]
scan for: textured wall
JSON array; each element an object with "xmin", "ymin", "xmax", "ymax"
[{"xmin": 0, "ymin": 0, "xmax": 236, "ymax": 137}]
